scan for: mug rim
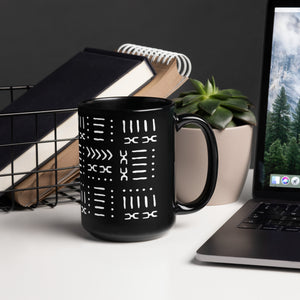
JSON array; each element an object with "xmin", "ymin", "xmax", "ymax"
[{"xmin": 78, "ymin": 96, "xmax": 174, "ymax": 113}]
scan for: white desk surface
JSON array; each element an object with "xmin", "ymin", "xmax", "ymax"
[{"xmin": 1, "ymin": 169, "xmax": 299, "ymax": 300}]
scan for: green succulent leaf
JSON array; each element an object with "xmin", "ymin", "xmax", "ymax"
[
  {"xmin": 219, "ymin": 89, "xmax": 248, "ymax": 99},
  {"xmin": 211, "ymin": 76, "xmax": 216, "ymax": 90},
  {"xmin": 205, "ymin": 79, "xmax": 213, "ymax": 95},
  {"xmin": 220, "ymin": 98, "xmax": 249, "ymax": 112},
  {"xmin": 226, "ymin": 120, "xmax": 237, "ymax": 128},
  {"xmin": 181, "ymin": 94, "xmax": 204, "ymax": 106},
  {"xmin": 210, "ymin": 93, "xmax": 230, "ymax": 100},
  {"xmin": 183, "ymin": 123, "xmax": 199, "ymax": 129},
  {"xmin": 233, "ymin": 110, "xmax": 257, "ymax": 125},
  {"xmin": 205, "ymin": 106, "xmax": 233, "ymax": 129},
  {"xmin": 179, "ymin": 90, "xmax": 199, "ymax": 97},
  {"xmin": 174, "ymin": 100, "xmax": 183, "ymax": 109},
  {"xmin": 176, "ymin": 101, "xmax": 200, "ymax": 114},
  {"xmin": 173, "ymin": 97, "xmax": 183, "ymax": 103},
  {"xmin": 198, "ymin": 98, "xmax": 220, "ymax": 115},
  {"xmin": 190, "ymin": 79, "xmax": 206, "ymax": 95}
]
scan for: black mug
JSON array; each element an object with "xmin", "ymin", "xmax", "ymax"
[{"xmin": 78, "ymin": 96, "xmax": 218, "ymax": 242}]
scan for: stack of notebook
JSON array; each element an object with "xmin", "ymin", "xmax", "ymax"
[{"xmin": 0, "ymin": 43, "xmax": 192, "ymax": 207}]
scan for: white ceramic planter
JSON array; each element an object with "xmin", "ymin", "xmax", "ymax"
[{"xmin": 175, "ymin": 125, "xmax": 253, "ymax": 206}]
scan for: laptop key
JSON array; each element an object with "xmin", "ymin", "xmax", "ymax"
[
  {"xmin": 291, "ymin": 209, "xmax": 300, "ymax": 217},
  {"xmin": 241, "ymin": 217, "xmax": 260, "ymax": 224},
  {"xmin": 278, "ymin": 220, "xmax": 290, "ymax": 227},
  {"xmin": 268, "ymin": 204, "xmax": 286, "ymax": 215},
  {"xmin": 255, "ymin": 203, "xmax": 271, "ymax": 213},
  {"xmin": 269, "ymin": 219, "xmax": 282, "ymax": 226},
  {"xmin": 238, "ymin": 222, "xmax": 260, "ymax": 229},
  {"xmin": 249, "ymin": 213, "xmax": 266, "ymax": 222},
  {"xmin": 282, "ymin": 227, "xmax": 300, "ymax": 232},
  {"xmin": 268, "ymin": 214, "xmax": 282, "ymax": 220},
  {"xmin": 285, "ymin": 205, "xmax": 298, "ymax": 213},
  {"xmin": 261, "ymin": 225, "xmax": 280, "ymax": 231}
]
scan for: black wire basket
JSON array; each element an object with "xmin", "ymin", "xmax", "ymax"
[{"xmin": 0, "ymin": 85, "xmax": 80, "ymax": 212}]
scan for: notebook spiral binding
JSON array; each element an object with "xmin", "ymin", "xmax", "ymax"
[
  {"xmin": 0, "ymin": 85, "xmax": 80, "ymax": 212},
  {"xmin": 118, "ymin": 43, "xmax": 192, "ymax": 78}
]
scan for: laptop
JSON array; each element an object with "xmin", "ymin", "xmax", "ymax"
[{"xmin": 196, "ymin": 0, "xmax": 300, "ymax": 269}]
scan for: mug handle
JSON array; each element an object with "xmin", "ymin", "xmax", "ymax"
[{"xmin": 174, "ymin": 114, "xmax": 219, "ymax": 214}]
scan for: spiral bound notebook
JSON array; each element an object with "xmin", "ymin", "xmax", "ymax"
[
  {"xmin": 10, "ymin": 44, "xmax": 192, "ymax": 207},
  {"xmin": 117, "ymin": 43, "xmax": 191, "ymax": 98}
]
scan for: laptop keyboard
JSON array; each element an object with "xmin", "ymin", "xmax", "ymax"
[{"xmin": 238, "ymin": 203, "xmax": 300, "ymax": 232}]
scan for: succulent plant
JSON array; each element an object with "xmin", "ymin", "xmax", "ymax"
[{"xmin": 174, "ymin": 77, "xmax": 256, "ymax": 129}]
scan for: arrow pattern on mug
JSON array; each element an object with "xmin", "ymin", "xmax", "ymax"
[{"xmin": 79, "ymin": 116, "xmax": 158, "ymax": 221}]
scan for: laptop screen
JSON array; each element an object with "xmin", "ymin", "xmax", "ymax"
[{"xmin": 255, "ymin": 2, "xmax": 300, "ymax": 197}]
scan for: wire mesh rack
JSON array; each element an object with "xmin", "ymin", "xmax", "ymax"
[{"xmin": 0, "ymin": 85, "xmax": 80, "ymax": 212}]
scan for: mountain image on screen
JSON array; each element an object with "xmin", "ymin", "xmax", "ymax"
[
  {"xmin": 268, "ymin": 12, "xmax": 300, "ymax": 113},
  {"xmin": 264, "ymin": 11, "xmax": 300, "ymax": 186}
]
